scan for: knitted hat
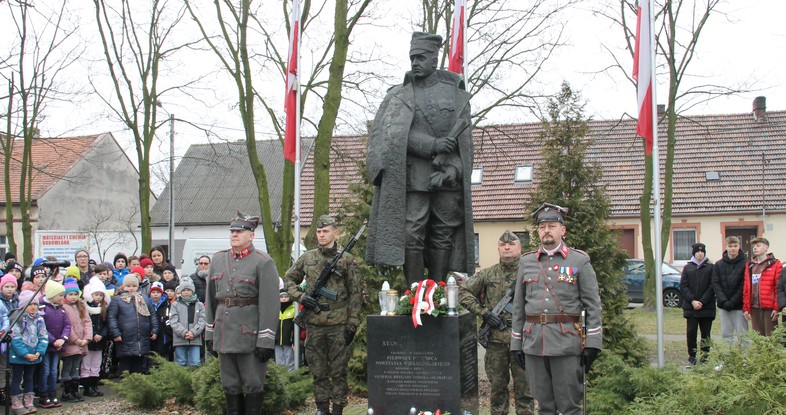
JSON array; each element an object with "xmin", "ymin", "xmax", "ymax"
[
  {"xmin": 692, "ymin": 243, "xmax": 706, "ymax": 256},
  {"xmin": 3, "ymin": 252, "xmax": 15, "ymax": 262},
  {"xmin": 32, "ymin": 257, "xmax": 46, "ymax": 267},
  {"xmin": 140, "ymin": 258, "xmax": 154, "ymax": 268},
  {"xmin": 163, "ymin": 264, "xmax": 178, "ymax": 278},
  {"xmin": 130, "ymin": 266, "xmax": 146, "ymax": 278},
  {"xmin": 114, "ymin": 253, "xmax": 128, "ymax": 267},
  {"xmin": 65, "ymin": 265, "xmax": 80, "ymax": 279},
  {"xmin": 63, "ymin": 278, "xmax": 80, "ymax": 295},
  {"xmin": 18, "ymin": 290, "xmax": 38, "ymax": 308},
  {"xmin": 102, "ymin": 261, "xmax": 115, "ymax": 272},
  {"xmin": 5, "ymin": 261, "xmax": 22, "ymax": 274},
  {"xmin": 163, "ymin": 279, "xmax": 179, "ymax": 292},
  {"xmin": 150, "ymin": 281, "xmax": 164, "ymax": 295},
  {"xmin": 30, "ymin": 266, "xmax": 46, "ymax": 280},
  {"xmin": 83, "ymin": 277, "xmax": 111, "ymax": 304},
  {"xmin": 20, "ymin": 281, "xmax": 36, "ymax": 292},
  {"xmin": 177, "ymin": 277, "xmax": 195, "ymax": 294},
  {"xmin": 0, "ymin": 275, "xmax": 17, "ymax": 290},
  {"xmin": 122, "ymin": 274, "xmax": 139, "ymax": 287},
  {"xmin": 45, "ymin": 280, "xmax": 65, "ymax": 300}
]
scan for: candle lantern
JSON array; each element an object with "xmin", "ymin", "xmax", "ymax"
[
  {"xmin": 446, "ymin": 276, "xmax": 459, "ymax": 316},
  {"xmin": 386, "ymin": 290, "xmax": 399, "ymax": 316},
  {"xmin": 379, "ymin": 281, "xmax": 390, "ymax": 315}
]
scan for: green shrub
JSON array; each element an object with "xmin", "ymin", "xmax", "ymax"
[
  {"xmin": 110, "ymin": 355, "xmax": 193, "ymax": 408},
  {"xmin": 191, "ymin": 357, "xmax": 313, "ymax": 415}
]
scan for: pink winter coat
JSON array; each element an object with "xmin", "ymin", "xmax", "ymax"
[{"xmin": 61, "ymin": 301, "xmax": 93, "ymax": 357}]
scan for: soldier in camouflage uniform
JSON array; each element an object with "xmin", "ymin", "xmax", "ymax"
[
  {"xmin": 284, "ymin": 215, "xmax": 362, "ymax": 415},
  {"xmin": 459, "ymin": 230, "xmax": 534, "ymax": 415},
  {"xmin": 205, "ymin": 211, "xmax": 279, "ymax": 415},
  {"xmin": 510, "ymin": 204, "xmax": 602, "ymax": 415}
]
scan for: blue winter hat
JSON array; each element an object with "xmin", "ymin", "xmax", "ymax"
[{"xmin": 32, "ymin": 257, "xmax": 46, "ymax": 267}]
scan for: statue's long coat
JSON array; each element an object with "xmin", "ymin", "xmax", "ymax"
[{"xmin": 365, "ymin": 70, "xmax": 475, "ymax": 274}]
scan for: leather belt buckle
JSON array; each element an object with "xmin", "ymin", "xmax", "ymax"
[
  {"xmin": 539, "ymin": 314, "xmax": 547, "ymax": 324},
  {"xmin": 224, "ymin": 298, "xmax": 231, "ymax": 307}
]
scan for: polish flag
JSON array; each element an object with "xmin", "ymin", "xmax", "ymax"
[
  {"xmin": 633, "ymin": 0, "xmax": 653, "ymax": 156},
  {"xmin": 283, "ymin": 0, "xmax": 300, "ymax": 163},
  {"xmin": 448, "ymin": 0, "xmax": 466, "ymax": 76}
]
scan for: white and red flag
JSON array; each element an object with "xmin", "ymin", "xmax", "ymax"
[
  {"xmin": 448, "ymin": 0, "xmax": 466, "ymax": 76},
  {"xmin": 284, "ymin": 0, "xmax": 301, "ymax": 163},
  {"xmin": 633, "ymin": 0, "xmax": 653, "ymax": 156}
]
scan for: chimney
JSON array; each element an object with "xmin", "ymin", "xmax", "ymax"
[
  {"xmin": 753, "ymin": 96, "xmax": 767, "ymax": 121},
  {"xmin": 657, "ymin": 104, "xmax": 666, "ymax": 118}
]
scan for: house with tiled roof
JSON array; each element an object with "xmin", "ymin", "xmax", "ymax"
[
  {"xmin": 162, "ymin": 98, "xmax": 786, "ymax": 269},
  {"xmin": 0, "ymin": 132, "xmax": 148, "ymax": 262}
]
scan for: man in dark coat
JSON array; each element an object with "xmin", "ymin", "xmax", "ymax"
[
  {"xmin": 205, "ymin": 211, "xmax": 279, "ymax": 415},
  {"xmin": 680, "ymin": 243, "xmax": 715, "ymax": 365},
  {"xmin": 366, "ymin": 31, "xmax": 474, "ymax": 284},
  {"xmin": 711, "ymin": 236, "xmax": 748, "ymax": 345}
]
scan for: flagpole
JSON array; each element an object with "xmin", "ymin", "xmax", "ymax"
[
  {"xmin": 462, "ymin": 0, "xmax": 469, "ymax": 90},
  {"xmin": 646, "ymin": 0, "xmax": 665, "ymax": 369},
  {"xmin": 291, "ymin": 0, "xmax": 303, "ymax": 371}
]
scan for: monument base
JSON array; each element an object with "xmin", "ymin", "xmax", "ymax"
[{"xmin": 367, "ymin": 313, "xmax": 478, "ymax": 415}]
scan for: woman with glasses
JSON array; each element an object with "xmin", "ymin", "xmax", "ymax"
[{"xmin": 189, "ymin": 256, "xmax": 210, "ymax": 303}]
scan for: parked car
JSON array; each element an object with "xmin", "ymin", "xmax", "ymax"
[{"xmin": 622, "ymin": 259, "xmax": 682, "ymax": 307}]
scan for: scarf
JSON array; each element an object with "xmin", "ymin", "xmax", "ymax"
[
  {"xmin": 120, "ymin": 292, "xmax": 150, "ymax": 317},
  {"xmin": 179, "ymin": 294, "xmax": 198, "ymax": 307}
]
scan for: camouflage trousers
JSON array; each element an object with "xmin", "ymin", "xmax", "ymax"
[
  {"xmin": 485, "ymin": 342, "xmax": 534, "ymax": 415},
  {"xmin": 305, "ymin": 324, "xmax": 351, "ymax": 406}
]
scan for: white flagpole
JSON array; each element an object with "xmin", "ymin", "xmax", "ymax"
[
  {"xmin": 292, "ymin": 0, "xmax": 303, "ymax": 370},
  {"xmin": 462, "ymin": 0, "xmax": 470, "ymax": 91},
  {"xmin": 646, "ymin": 0, "xmax": 664, "ymax": 369}
]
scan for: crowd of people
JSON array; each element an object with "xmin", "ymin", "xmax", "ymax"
[{"xmin": 0, "ymin": 247, "xmax": 211, "ymax": 414}]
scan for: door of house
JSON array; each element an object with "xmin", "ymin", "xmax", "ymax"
[
  {"xmin": 617, "ymin": 229, "xmax": 636, "ymax": 258},
  {"xmin": 725, "ymin": 227, "xmax": 759, "ymax": 259}
]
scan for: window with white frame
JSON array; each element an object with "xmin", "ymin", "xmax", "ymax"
[
  {"xmin": 0, "ymin": 236, "xmax": 6, "ymax": 258},
  {"xmin": 514, "ymin": 165, "xmax": 533, "ymax": 182},
  {"xmin": 672, "ymin": 228, "xmax": 697, "ymax": 261},
  {"xmin": 471, "ymin": 167, "xmax": 483, "ymax": 185}
]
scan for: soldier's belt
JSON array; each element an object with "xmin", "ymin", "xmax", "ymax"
[
  {"xmin": 223, "ymin": 297, "xmax": 258, "ymax": 307},
  {"xmin": 316, "ymin": 299, "xmax": 347, "ymax": 311},
  {"xmin": 526, "ymin": 313, "xmax": 580, "ymax": 324}
]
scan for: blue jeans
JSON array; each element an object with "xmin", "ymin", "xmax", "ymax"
[
  {"xmin": 39, "ymin": 352, "xmax": 60, "ymax": 394},
  {"xmin": 11, "ymin": 364, "xmax": 35, "ymax": 395},
  {"xmin": 174, "ymin": 345, "xmax": 201, "ymax": 367}
]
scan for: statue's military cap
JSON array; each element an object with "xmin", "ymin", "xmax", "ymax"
[{"xmin": 410, "ymin": 32, "xmax": 443, "ymax": 55}]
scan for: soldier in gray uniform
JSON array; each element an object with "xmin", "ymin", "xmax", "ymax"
[
  {"xmin": 284, "ymin": 215, "xmax": 362, "ymax": 415},
  {"xmin": 459, "ymin": 230, "xmax": 534, "ymax": 415},
  {"xmin": 510, "ymin": 204, "xmax": 602, "ymax": 415},
  {"xmin": 205, "ymin": 211, "xmax": 279, "ymax": 415},
  {"xmin": 366, "ymin": 31, "xmax": 474, "ymax": 284}
]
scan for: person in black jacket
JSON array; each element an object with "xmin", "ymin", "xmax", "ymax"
[
  {"xmin": 711, "ymin": 236, "xmax": 748, "ymax": 345},
  {"xmin": 108, "ymin": 275, "xmax": 159, "ymax": 375},
  {"xmin": 681, "ymin": 243, "xmax": 716, "ymax": 366}
]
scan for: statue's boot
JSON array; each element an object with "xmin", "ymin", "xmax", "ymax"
[
  {"xmin": 404, "ymin": 249, "xmax": 425, "ymax": 285},
  {"xmin": 427, "ymin": 248, "xmax": 451, "ymax": 283}
]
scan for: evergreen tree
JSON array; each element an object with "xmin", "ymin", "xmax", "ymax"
[{"xmin": 526, "ymin": 82, "xmax": 648, "ymax": 367}]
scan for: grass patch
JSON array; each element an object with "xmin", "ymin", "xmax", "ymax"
[{"xmin": 625, "ymin": 306, "xmax": 721, "ymax": 337}]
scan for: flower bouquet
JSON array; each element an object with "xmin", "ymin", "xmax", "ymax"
[{"xmin": 395, "ymin": 279, "xmax": 461, "ymax": 327}]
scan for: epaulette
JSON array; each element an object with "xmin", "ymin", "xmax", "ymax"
[
  {"xmin": 521, "ymin": 250, "xmax": 537, "ymax": 257},
  {"xmin": 252, "ymin": 250, "xmax": 272, "ymax": 260},
  {"xmin": 569, "ymin": 247, "xmax": 590, "ymax": 257}
]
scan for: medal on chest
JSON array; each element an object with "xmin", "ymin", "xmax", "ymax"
[{"xmin": 557, "ymin": 266, "xmax": 578, "ymax": 284}]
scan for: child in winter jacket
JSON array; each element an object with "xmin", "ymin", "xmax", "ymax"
[
  {"xmin": 169, "ymin": 278, "xmax": 205, "ymax": 367},
  {"xmin": 148, "ymin": 282, "xmax": 173, "ymax": 361},
  {"xmin": 37, "ymin": 280, "xmax": 70, "ymax": 409},
  {"xmin": 60, "ymin": 278, "xmax": 93, "ymax": 402},
  {"xmin": 108, "ymin": 275, "xmax": 158, "ymax": 375},
  {"xmin": 9, "ymin": 290, "xmax": 48, "ymax": 414},
  {"xmin": 81, "ymin": 277, "xmax": 111, "ymax": 397},
  {"xmin": 0, "ymin": 274, "xmax": 17, "ymax": 404},
  {"xmin": 275, "ymin": 289, "xmax": 296, "ymax": 371}
]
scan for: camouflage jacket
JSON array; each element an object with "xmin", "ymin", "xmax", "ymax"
[
  {"xmin": 459, "ymin": 256, "xmax": 520, "ymax": 344},
  {"xmin": 205, "ymin": 243, "xmax": 280, "ymax": 353},
  {"xmin": 284, "ymin": 244, "xmax": 362, "ymax": 329},
  {"xmin": 510, "ymin": 244, "xmax": 603, "ymax": 356}
]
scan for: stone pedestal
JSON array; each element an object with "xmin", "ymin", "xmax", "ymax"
[{"xmin": 367, "ymin": 313, "xmax": 478, "ymax": 415}]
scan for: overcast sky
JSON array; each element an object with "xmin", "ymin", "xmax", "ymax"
[{"xmin": 3, "ymin": 0, "xmax": 784, "ymax": 193}]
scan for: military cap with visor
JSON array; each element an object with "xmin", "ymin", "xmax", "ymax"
[
  {"xmin": 531, "ymin": 203, "xmax": 569, "ymax": 224},
  {"xmin": 229, "ymin": 210, "xmax": 259, "ymax": 232}
]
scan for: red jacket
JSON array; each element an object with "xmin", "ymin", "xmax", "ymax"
[{"xmin": 743, "ymin": 254, "xmax": 781, "ymax": 312}]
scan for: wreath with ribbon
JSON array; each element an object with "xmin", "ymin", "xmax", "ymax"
[{"xmin": 395, "ymin": 279, "xmax": 462, "ymax": 327}]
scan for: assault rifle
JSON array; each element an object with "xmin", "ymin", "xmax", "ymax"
[
  {"xmin": 293, "ymin": 225, "xmax": 365, "ymax": 330},
  {"xmin": 477, "ymin": 279, "xmax": 517, "ymax": 348}
]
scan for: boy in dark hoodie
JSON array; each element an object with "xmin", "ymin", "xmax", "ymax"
[{"xmin": 148, "ymin": 282, "xmax": 173, "ymax": 361}]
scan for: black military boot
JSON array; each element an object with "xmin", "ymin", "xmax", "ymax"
[
  {"xmin": 332, "ymin": 403, "xmax": 344, "ymax": 415},
  {"xmin": 243, "ymin": 392, "xmax": 264, "ymax": 415},
  {"xmin": 427, "ymin": 248, "xmax": 451, "ymax": 283},
  {"xmin": 225, "ymin": 393, "xmax": 244, "ymax": 415},
  {"xmin": 404, "ymin": 249, "xmax": 425, "ymax": 285},
  {"xmin": 315, "ymin": 401, "xmax": 331, "ymax": 415}
]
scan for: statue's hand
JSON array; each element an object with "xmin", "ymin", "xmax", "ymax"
[
  {"xmin": 434, "ymin": 136, "xmax": 456, "ymax": 155},
  {"xmin": 442, "ymin": 166, "xmax": 459, "ymax": 186},
  {"xmin": 429, "ymin": 172, "xmax": 444, "ymax": 189}
]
